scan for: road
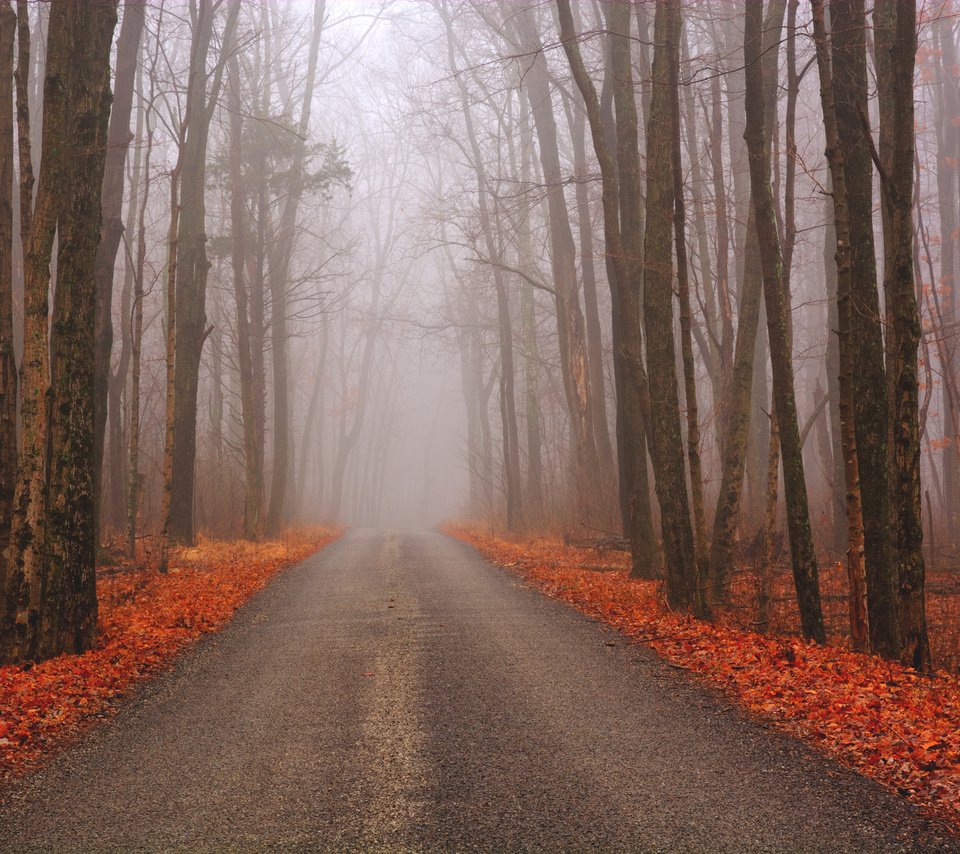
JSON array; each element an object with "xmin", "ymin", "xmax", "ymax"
[{"xmin": 0, "ymin": 528, "xmax": 956, "ymax": 853}]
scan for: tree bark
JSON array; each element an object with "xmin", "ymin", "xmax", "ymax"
[
  {"xmin": 830, "ymin": 0, "xmax": 900, "ymax": 659},
  {"xmin": 810, "ymin": 0, "xmax": 870, "ymax": 652},
  {"xmin": 744, "ymin": 0, "xmax": 824, "ymax": 643},
  {"xmin": 557, "ymin": 0, "xmax": 661, "ymax": 580},
  {"xmin": 874, "ymin": 0, "xmax": 932, "ymax": 671},
  {"xmin": 167, "ymin": 0, "xmax": 239, "ymax": 545},
  {"xmin": 0, "ymin": 2, "xmax": 16, "ymax": 579},
  {"xmin": 42, "ymin": 0, "xmax": 117, "ymax": 656},
  {"xmin": 1, "ymin": 0, "xmax": 117, "ymax": 663},
  {"xmin": 707, "ymin": 0, "xmax": 785, "ymax": 604},
  {"xmin": 641, "ymin": 0, "xmax": 700, "ymax": 613},
  {"xmin": 92, "ymin": 0, "xmax": 145, "ymax": 529}
]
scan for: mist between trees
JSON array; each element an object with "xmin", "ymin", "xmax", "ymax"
[{"xmin": 0, "ymin": 0, "xmax": 955, "ymax": 669}]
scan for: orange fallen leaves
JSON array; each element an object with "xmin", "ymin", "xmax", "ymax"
[
  {"xmin": 0, "ymin": 527, "xmax": 338, "ymax": 781},
  {"xmin": 449, "ymin": 526, "xmax": 960, "ymax": 832}
]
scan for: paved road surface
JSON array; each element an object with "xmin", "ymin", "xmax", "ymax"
[{"xmin": 0, "ymin": 528, "xmax": 956, "ymax": 853}]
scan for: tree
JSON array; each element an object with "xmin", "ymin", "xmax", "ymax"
[
  {"xmin": 830, "ymin": 0, "xmax": 900, "ymax": 660},
  {"xmin": 874, "ymin": 0, "xmax": 932, "ymax": 671},
  {"xmin": 0, "ymin": 2, "xmax": 16, "ymax": 575},
  {"xmin": 512, "ymin": 5, "xmax": 604, "ymax": 527},
  {"xmin": 555, "ymin": 0, "xmax": 661, "ymax": 579},
  {"xmin": 165, "ymin": 0, "xmax": 239, "ymax": 548},
  {"xmin": 707, "ymin": 0, "xmax": 785, "ymax": 604},
  {"xmin": 0, "ymin": 0, "xmax": 118, "ymax": 663},
  {"xmin": 810, "ymin": 0, "xmax": 870, "ymax": 651},
  {"xmin": 264, "ymin": 0, "xmax": 326, "ymax": 536},
  {"xmin": 92, "ymin": 0, "xmax": 145, "ymax": 530},
  {"xmin": 743, "ymin": 0, "xmax": 824, "ymax": 643},
  {"xmin": 638, "ymin": 0, "xmax": 700, "ymax": 612}
]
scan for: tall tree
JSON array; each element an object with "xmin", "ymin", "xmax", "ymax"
[
  {"xmin": 92, "ymin": 0, "xmax": 145, "ymax": 528},
  {"xmin": 0, "ymin": 0, "xmax": 118, "ymax": 663},
  {"xmin": 513, "ymin": 6, "xmax": 604, "ymax": 527},
  {"xmin": 830, "ymin": 0, "xmax": 900, "ymax": 659},
  {"xmin": 874, "ymin": 0, "xmax": 932, "ymax": 670},
  {"xmin": 440, "ymin": 0, "xmax": 523, "ymax": 530},
  {"xmin": 166, "ymin": 0, "xmax": 239, "ymax": 546},
  {"xmin": 810, "ymin": 0, "xmax": 870, "ymax": 652},
  {"xmin": 556, "ymin": 0, "xmax": 661, "ymax": 579},
  {"xmin": 707, "ymin": 0, "xmax": 786, "ymax": 603},
  {"xmin": 0, "ymin": 2, "xmax": 16, "ymax": 576},
  {"xmin": 264, "ymin": 0, "xmax": 326, "ymax": 536},
  {"xmin": 743, "ymin": 0, "xmax": 824, "ymax": 643},
  {"xmin": 639, "ymin": 0, "xmax": 700, "ymax": 611}
]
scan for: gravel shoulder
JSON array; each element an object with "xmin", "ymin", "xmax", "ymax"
[{"xmin": 0, "ymin": 528, "xmax": 956, "ymax": 853}]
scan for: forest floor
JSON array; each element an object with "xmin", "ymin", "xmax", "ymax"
[
  {"xmin": 448, "ymin": 525, "xmax": 960, "ymax": 833},
  {"xmin": 0, "ymin": 528, "xmax": 954, "ymax": 852},
  {"xmin": 0, "ymin": 526, "xmax": 339, "ymax": 782}
]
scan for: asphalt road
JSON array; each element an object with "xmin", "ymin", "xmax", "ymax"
[{"xmin": 0, "ymin": 528, "xmax": 957, "ymax": 853}]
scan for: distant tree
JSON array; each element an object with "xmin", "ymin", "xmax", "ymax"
[
  {"xmin": 162, "ymin": 0, "xmax": 239, "ymax": 554},
  {"xmin": 0, "ymin": 2, "xmax": 16, "ymax": 576}
]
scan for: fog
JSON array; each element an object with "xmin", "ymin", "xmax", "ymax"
[{"xmin": 5, "ymin": 0, "xmax": 958, "ymax": 582}]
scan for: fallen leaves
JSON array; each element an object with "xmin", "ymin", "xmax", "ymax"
[
  {"xmin": 449, "ymin": 525, "xmax": 960, "ymax": 832},
  {"xmin": 0, "ymin": 527, "xmax": 339, "ymax": 781}
]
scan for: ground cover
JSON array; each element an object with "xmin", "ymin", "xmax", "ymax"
[
  {"xmin": 0, "ymin": 527, "xmax": 338, "ymax": 780},
  {"xmin": 449, "ymin": 525, "xmax": 960, "ymax": 832}
]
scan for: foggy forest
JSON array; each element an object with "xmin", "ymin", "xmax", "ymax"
[{"xmin": 2, "ymin": 0, "xmax": 960, "ymax": 850}]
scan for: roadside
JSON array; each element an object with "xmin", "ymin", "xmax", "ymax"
[
  {"xmin": 0, "ymin": 526, "xmax": 339, "ymax": 781},
  {"xmin": 448, "ymin": 525, "xmax": 960, "ymax": 833}
]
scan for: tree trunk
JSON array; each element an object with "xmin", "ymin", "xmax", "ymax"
[
  {"xmin": 707, "ymin": 0, "xmax": 785, "ymax": 604},
  {"xmin": 874, "ymin": 0, "xmax": 932, "ymax": 671},
  {"xmin": 570, "ymin": 104, "xmax": 616, "ymax": 493},
  {"xmin": 830, "ymin": 0, "xmax": 900, "ymax": 659},
  {"xmin": 92, "ymin": 0, "xmax": 145, "ymax": 529},
  {"xmin": 641, "ymin": 0, "xmax": 700, "ymax": 613},
  {"xmin": 1, "ymin": 2, "xmax": 59, "ymax": 661},
  {"xmin": 441, "ymin": 2, "xmax": 523, "ymax": 531},
  {"xmin": 167, "ymin": 0, "xmax": 239, "ymax": 546},
  {"xmin": 1, "ymin": 0, "xmax": 117, "ymax": 663},
  {"xmin": 514, "ymin": 9, "xmax": 602, "ymax": 529},
  {"xmin": 42, "ymin": 0, "xmax": 117, "ymax": 656},
  {"xmin": 227, "ymin": 57, "xmax": 260, "ymax": 540},
  {"xmin": 810, "ymin": 0, "xmax": 870, "ymax": 652},
  {"xmin": 670, "ymin": 35, "xmax": 708, "ymax": 586},
  {"xmin": 518, "ymin": 93, "xmax": 544, "ymax": 525},
  {"xmin": 557, "ymin": 0, "xmax": 661, "ymax": 579},
  {"xmin": 265, "ymin": 0, "xmax": 326, "ymax": 536},
  {"xmin": 823, "ymin": 188, "xmax": 848, "ymax": 555},
  {"xmin": 127, "ymin": 79, "xmax": 153, "ymax": 558},
  {"xmin": 935, "ymin": 18, "xmax": 960, "ymax": 533},
  {"xmin": 0, "ymin": 2, "xmax": 16, "ymax": 579},
  {"xmin": 744, "ymin": 0, "xmax": 824, "ymax": 643}
]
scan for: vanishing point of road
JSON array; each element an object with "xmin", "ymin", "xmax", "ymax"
[{"xmin": 0, "ymin": 528, "xmax": 956, "ymax": 853}]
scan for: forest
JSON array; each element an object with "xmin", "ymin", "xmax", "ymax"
[{"xmin": 1, "ymin": 0, "xmax": 960, "ymax": 849}]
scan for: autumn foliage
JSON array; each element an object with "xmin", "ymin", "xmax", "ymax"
[
  {"xmin": 0, "ymin": 528, "xmax": 338, "ymax": 780},
  {"xmin": 449, "ymin": 526, "xmax": 960, "ymax": 831}
]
